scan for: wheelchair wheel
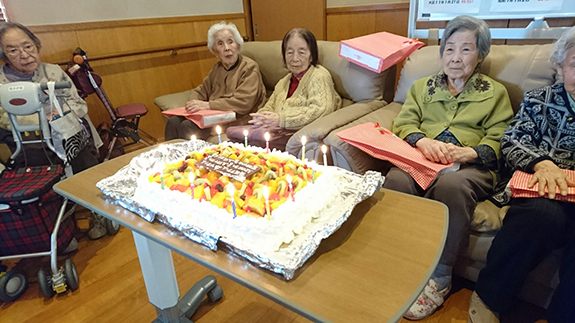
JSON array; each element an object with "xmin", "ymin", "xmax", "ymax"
[
  {"xmin": 37, "ymin": 268, "xmax": 55, "ymax": 298},
  {"xmin": 0, "ymin": 268, "xmax": 28, "ymax": 302},
  {"xmin": 64, "ymin": 259, "xmax": 79, "ymax": 291},
  {"xmin": 207, "ymin": 284, "xmax": 223, "ymax": 302},
  {"xmin": 105, "ymin": 218, "xmax": 120, "ymax": 236}
]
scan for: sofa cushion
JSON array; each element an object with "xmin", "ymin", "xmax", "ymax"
[
  {"xmin": 324, "ymin": 102, "xmax": 402, "ymax": 174},
  {"xmin": 240, "ymin": 41, "xmax": 387, "ymax": 104},
  {"xmin": 240, "ymin": 41, "xmax": 288, "ymax": 92},
  {"xmin": 316, "ymin": 41, "xmax": 386, "ymax": 103},
  {"xmin": 471, "ymin": 200, "xmax": 510, "ymax": 233},
  {"xmin": 394, "ymin": 44, "xmax": 556, "ymax": 113},
  {"xmin": 154, "ymin": 89, "xmax": 192, "ymax": 112}
]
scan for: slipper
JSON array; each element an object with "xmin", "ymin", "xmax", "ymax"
[
  {"xmin": 468, "ymin": 291, "xmax": 500, "ymax": 323},
  {"xmin": 403, "ymin": 278, "xmax": 451, "ymax": 320}
]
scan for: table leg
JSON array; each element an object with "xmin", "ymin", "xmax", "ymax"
[{"xmin": 132, "ymin": 232, "xmax": 183, "ymax": 323}]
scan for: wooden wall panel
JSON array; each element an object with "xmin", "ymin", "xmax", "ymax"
[
  {"xmin": 35, "ymin": 31, "xmax": 79, "ymax": 63},
  {"xmin": 23, "ymin": 15, "xmax": 245, "ymax": 141},
  {"xmin": 251, "ymin": 0, "xmax": 326, "ymax": 41},
  {"xmin": 326, "ymin": 12, "xmax": 376, "ymax": 41},
  {"xmin": 326, "ymin": 3, "xmax": 410, "ymax": 41},
  {"xmin": 375, "ymin": 9, "xmax": 409, "ymax": 37}
]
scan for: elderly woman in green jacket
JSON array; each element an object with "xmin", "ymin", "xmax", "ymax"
[{"xmin": 382, "ymin": 15, "xmax": 514, "ymax": 320}]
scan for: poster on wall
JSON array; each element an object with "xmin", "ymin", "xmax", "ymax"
[
  {"xmin": 491, "ymin": 0, "xmax": 563, "ymax": 12},
  {"xmin": 421, "ymin": 0, "xmax": 481, "ymax": 15}
]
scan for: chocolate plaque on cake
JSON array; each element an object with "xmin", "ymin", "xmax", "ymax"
[{"xmin": 195, "ymin": 154, "xmax": 260, "ymax": 181}]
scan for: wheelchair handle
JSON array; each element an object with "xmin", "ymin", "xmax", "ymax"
[{"xmin": 39, "ymin": 81, "xmax": 72, "ymax": 90}]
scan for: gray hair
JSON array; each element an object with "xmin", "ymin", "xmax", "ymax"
[
  {"xmin": 550, "ymin": 26, "xmax": 575, "ymax": 68},
  {"xmin": 207, "ymin": 21, "xmax": 244, "ymax": 54},
  {"xmin": 440, "ymin": 15, "xmax": 491, "ymax": 68},
  {"xmin": 0, "ymin": 22, "xmax": 42, "ymax": 63}
]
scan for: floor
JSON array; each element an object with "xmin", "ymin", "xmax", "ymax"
[{"xmin": 0, "ymin": 210, "xmax": 550, "ymax": 323}]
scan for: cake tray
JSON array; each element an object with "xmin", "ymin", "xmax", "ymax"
[{"xmin": 96, "ymin": 140, "xmax": 383, "ymax": 280}]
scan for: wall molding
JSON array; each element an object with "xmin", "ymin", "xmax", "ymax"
[
  {"xmin": 326, "ymin": 2, "xmax": 409, "ymax": 14},
  {"xmin": 28, "ymin": 13, "xmax": 246, "ymax": 33}
]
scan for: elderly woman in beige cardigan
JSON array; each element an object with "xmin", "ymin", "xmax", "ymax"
[{"xmin": 227, "ymin": 28, "xmax": 342, "ymax": 150}]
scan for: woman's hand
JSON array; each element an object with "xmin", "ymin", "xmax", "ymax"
[
  {"xmin": 530, "ymin": 160, "xmax": 575, "ymax": 199},
  {"xmin": 185, "ymin": 100, "xmax": 210, "ymax": 113},
  {"xmin": 445, "ymin": 143, "xmax": 478, "ymax": 164},
  {"xmin": 248, "ymin": 112, "xmax": 280, "ymax": 128},
  {"xmin": 415, "ymin": 138, "xmax": 451, "ymax": 164}
]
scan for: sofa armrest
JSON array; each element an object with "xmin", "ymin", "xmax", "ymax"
[
  {"xmin": 285, "ymin": 100, "xmax": 385, "ymax": 157},
  {"xmin": 323, "ymin": 102, "xmax": 402, "ymax": 174},
  {"xmin": 154, "ymin": 90, "xmax": 193, "ymax": 112}
]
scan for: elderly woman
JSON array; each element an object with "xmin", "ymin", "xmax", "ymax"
[
  {"xmin": 164, "ymin": 21, "xmax": 266, "ymax": 141},
  {"xmin": 470, "ymin": 27, "xmax": 575, "ymax": 323},
  {"xmin": 0, "ymin": 22, "xmax": 102, "ymax": 171},
  {"xmin": 0, "ymin": 23, "xmax": 105, "ymax": 240},
  {"xmin": 382, "ymin": 16, "xmax": 514, "ymax": 320},
  {"xmin": 226, "ymin": 28, "xmax": 342, "ymax": 149}
]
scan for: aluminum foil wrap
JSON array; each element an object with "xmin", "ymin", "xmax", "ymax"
[{"xmin": 96, "ymin": 140, "xmax": 383, "ymax": 280}]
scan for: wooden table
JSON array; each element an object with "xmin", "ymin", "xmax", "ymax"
[{"xmin": 54, "ymin": 145, "xmax": 448, "ymax": 323}]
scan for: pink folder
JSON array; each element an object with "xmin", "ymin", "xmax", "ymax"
[
  {"xmin": 510, "ymin": 170, "xmax": 575, "ymax": 202},
  {"xmin": 337, "ymin": 122, "xmax": 457, "ymax": 189},
  {"xmin": 339, "ymin": 32, "xmax": 425, "ymax": 73},
  {"xmin": 162, "ymin": 107, "xmax": 236, "ymax": 129}
]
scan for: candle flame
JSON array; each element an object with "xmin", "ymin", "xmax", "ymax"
[
  {"xmin": 301, "ymin": 136, "xmax": 307, "ymax": 145},
  {"xmin": 243, "ymin": 129, "xmax": 248, "ymax": 136},
  {"xmin": 216, "ymin": 125, "xmax": 221, "ymax": 135},
  {"xmin": 263, "ymin": 185, "xmax": 269, "ymax": 199},
  {"xmin": 286, "ymin": 175, "xmax": 292, "ymax": 183},
  {"xmin": 191, "ymin": 135, "xmax": 196, "ymax": 141},
  {"xmin": 322, "ymin": 145, "xmax": 327, "ymax": 154},
  {"xmin": 189, "ymin": 172, "xmax": 195, "ymax": 182},
  {"xmin": 264, "ymin": 132, "xmax": 270, "ymax": 141}
]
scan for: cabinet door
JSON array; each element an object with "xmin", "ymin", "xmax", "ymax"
[{"xmin": 250, "ymin": 0, "xmax": 325, "ymax": 41}]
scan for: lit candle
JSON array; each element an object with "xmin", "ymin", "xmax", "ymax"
[
  {"xmin": 160, "ymin": 152, "xmax": 165, "ymax": 189},
  {"xmin": 191, "ymin": 135, "xmax": 197, "ymax": 151},
  {"xmin": 243, "ymin": 129, "xmax": 249, "ymax": 148},
  {"xmin": 216, "ymin": 125, "xmax": 222, "ymax": 144},
  {"xmin": 301, "ymin": 136, "xmax": 307, "ymax": 165},
  {"xmin": 189, "ymin": 172, "xmax": 195, "ymax": 199},
  {"xmin": 227, "ymin": 185, "xmax": 237, "ymax": 218},
  {"xmin": 264, "ymin": 132, "xmax": 270, "ymax": 154},
  {"xmin": 322, "ymin": 145, "xmax": 328, "ymax": 166},
  {"xmin": 263, "ymin": 186, "xmax": 271, "ymax": 220},
  {"xmin": 286, "ymin": 175, "xmax": 295, "ymax": 202}
]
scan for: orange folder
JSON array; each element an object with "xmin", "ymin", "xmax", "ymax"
[
  {"xmin": 162, "ymin": 107, "xmax": 236, "ymax": 129},
  {"xmin": 339, "ymin": 32, "xmax": 424, "ymax": 73}
]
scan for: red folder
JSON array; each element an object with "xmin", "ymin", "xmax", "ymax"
[
  {"xmin": 339, "ymin": 32, "xmax": 425, "ymax": 73},
  {"xmin": 337, "ymin": 122, "xmax": 457, "ymax": 189},
  {"xmin": 510, "ymin": 170, "xmax": 575, "ymax": 202},
  {"xmin": 162, "ymin": 107, "xmax": 236, "ymax": 129}
]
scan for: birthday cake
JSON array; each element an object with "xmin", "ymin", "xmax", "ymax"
[{"xmin": 132, "ymin": 143, "xmax": 344, "ymax": 252}]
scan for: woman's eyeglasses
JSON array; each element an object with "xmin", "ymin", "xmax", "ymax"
[{"xmin": 5, "ymin": 43, "xmax": 37, "ymax": 58}]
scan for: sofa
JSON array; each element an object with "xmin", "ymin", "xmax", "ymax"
[
  {"xmin": 325, "ymin": 44, "xmax": 561, "ymax": 309},
  {"xmin": 154, "ymin": 40, "xmax": 397, "ymax": 162}
]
